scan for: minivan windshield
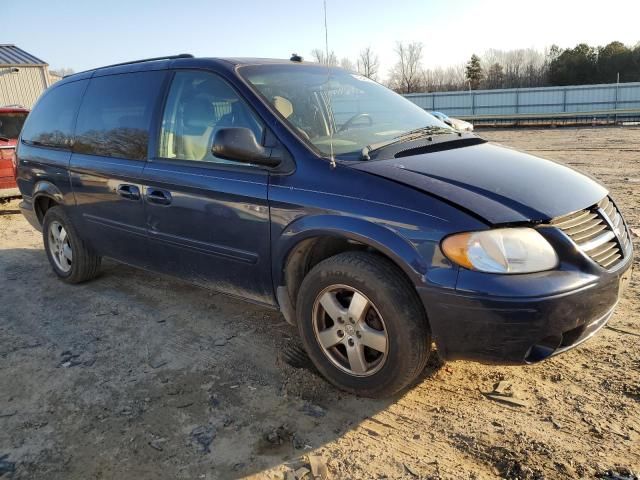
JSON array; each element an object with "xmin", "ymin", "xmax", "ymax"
[
  {"xmin": 0, "ymin": 112, "xmax": 28, "ymax": 140},
  {"xmin": 239, "ymin": 64, "xmax": 452, "ymax": 159}
]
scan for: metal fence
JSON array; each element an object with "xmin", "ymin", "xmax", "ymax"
[{"xmin": 404, "ymin": 82, "xmax": 640, "ymax": 123}]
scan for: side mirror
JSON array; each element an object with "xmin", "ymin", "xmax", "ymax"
[{"xmin": 212, "ymin": 127, "xmax": 281, "ymax": 167}]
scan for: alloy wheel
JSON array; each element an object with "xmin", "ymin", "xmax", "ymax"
[
  {"xmin": 48, "ymin": 221, "xmax": 73, "ymax": 273},
  {"xmin": 312, "ymin": 284, "xmax": 388, "ymax": 377}
]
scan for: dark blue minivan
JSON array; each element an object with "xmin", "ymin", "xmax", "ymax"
[{"xmin": 16, "ymin": 54, "xmax": 633, "ymax": 397}]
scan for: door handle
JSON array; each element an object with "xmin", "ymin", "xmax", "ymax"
[
  {"xmin": 116, "ymin": 184, "xmax": 140, "ymax": 200},
  {"xmin": 146, "ymin": 188, "xmax": 172, "ymax": 206}
]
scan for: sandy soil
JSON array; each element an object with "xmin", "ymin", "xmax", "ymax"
[{"xmin": 0, "ymin": 127, "xmax": 639, "ymax": 480}]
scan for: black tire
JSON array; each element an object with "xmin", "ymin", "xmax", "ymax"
[
  {"xmin": 296, "ymin": 251, "xmax": 431, "ymax": 397},
  {"xmin": 42, "ymin": 205, "xmax": 101, "ymax": 283}
]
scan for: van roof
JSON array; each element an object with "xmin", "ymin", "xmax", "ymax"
[{"xmin": 62, "ymin": 54, "xmax": 318, "ymax": 79}]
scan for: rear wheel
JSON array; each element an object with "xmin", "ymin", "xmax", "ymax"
[
  {"xmin": 296, "ymin": 251, "xmax": 431, "ymax": 397},
  {"xmin": 42, "ymin": 206, "xmax": 101, "ymax": 283}
]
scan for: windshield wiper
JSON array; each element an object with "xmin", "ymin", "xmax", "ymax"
[{"xmin": 361, "ymin": 126, "xmax": 454, "ymax": 160}]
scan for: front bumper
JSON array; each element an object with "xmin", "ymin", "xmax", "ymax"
[{"xmin": 417, "ymin": 255, "xmax": 633, "ymax": 364}]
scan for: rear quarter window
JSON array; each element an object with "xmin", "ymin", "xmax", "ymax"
[
  {"xmin": 73, "ymin": 71, "xmax": 165, "ymax": 161},
  {"xmin": 21, "ymin": 80, "xmax": 87, "ymax": 149}
]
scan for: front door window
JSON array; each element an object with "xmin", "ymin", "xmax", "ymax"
[{"xmin": 159, "ymin": 71, "xmax": 264, "ymax": 164}]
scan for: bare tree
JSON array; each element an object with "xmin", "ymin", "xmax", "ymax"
[
  {"xmin": 340, "ymin": 57, "xmax": 355, "ymax": 71},
  {"xmin": 389, "ymin": 42, "xmax": 424, "ymax": 93},
  {"xmin": 485, "ymin": 63, "xmax": 505, "ymax": 89},
  {"xmin": 481, "ymin": 48, "xmax": 548, "ymax": 88},
  {"xmin": 311, "ymin": 48, "xmax": 338, "ymax": 66},
  {"xmin": 357, "ymin": 47, "xmax": 379, "ymax": 80},
  {"xmin": 50, "ymin": 67, "xmax": 75, "ymax": 77},
  {"xmin": 305, "ymin": 43, "xmax": 558, "ymax": 92},
  {"xmin": 421, "ymin": 64, "xmax": 467, "ymax": 92}
]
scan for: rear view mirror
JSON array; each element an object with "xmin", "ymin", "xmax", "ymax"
[{"xmin": 212, "ymin": 127, "xmax": 281, "ymax": 167}]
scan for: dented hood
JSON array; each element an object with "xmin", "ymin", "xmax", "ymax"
[{"xmin": 352, "ymin": 141, "xmax": 607, "ymax": 224}]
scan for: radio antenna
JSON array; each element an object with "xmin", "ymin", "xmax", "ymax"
[{"xmin": 323, "ymin": 0, "xmax": 336, "ymax": 169}]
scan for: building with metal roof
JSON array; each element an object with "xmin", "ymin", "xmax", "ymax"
[{"xmin": 0, "ymin": 45, "xmax": 55, "ymax": 108}]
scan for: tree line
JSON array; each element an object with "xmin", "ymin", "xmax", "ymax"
[{"xmin": 311, "ymin": 41, "xmax": 640, "ymax": 93}]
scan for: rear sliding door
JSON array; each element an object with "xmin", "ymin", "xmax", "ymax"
[{"xmin": 69, "ymin": 70, "xmax": 166, "ymax": 266}]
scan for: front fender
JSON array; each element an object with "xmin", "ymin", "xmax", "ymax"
[{"xmin": 273, "ymin": 214, "xmax": 429, "ymax": 287}]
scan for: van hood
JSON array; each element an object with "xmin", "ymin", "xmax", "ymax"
[{"xmin": 352, "ymin": 141, "xmax": 607, "ymax": 224}]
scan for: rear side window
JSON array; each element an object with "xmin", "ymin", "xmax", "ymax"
[
  {"xmin": 74, "ymin": 71, "xmax": 165, "ymax": 160},
  {"xmin": 21, "ymin": 80, "xmax": 87, "ymax": 149}
]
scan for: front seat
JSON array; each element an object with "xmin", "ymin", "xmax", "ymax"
[
  {"xmin": 179, "ymin": 97, "xmax": 215, "ymax": 160},
  {"xmin": 272, "ymin": 95, "xmax": 310, "ymax": 140}
]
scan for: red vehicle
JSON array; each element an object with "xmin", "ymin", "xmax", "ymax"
[{"xmin": 0, "ymin": 106, "xmax": 29, "ymax": 200}]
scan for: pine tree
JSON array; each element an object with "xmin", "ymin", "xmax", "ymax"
[{"xmin": 465, "ymin": 54, "xmax": 484, "ymax": 89}]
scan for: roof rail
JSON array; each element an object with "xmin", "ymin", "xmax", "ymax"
[
  {"xmin": 65, "ymin": 53, "xmax": 194, "ymax": 78},
  {"xmin": 96, "ymin": 53, "xmax": 194, "ymax": 70}
]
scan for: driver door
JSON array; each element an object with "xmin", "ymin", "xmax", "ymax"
[{"xmin": 142, "ymin": 70, "xmax": 274, "ymax": 305}]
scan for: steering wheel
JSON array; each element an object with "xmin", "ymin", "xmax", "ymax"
[{"xmin": 337, "ymin": 113, "xmax": 372, "ymax": 133}]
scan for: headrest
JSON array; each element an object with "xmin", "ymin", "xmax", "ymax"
[{"xmin": 273, "ymin": 96, "xmax": 293, "ymax": 119}]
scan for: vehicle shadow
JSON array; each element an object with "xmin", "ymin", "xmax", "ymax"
[
  {"xmin": 0, "ymin": 248, "xmax": 444, "ymax": 479},
  {"xmin": 0, "ymin": 208, "xmax": 20, "ymax": 216}
]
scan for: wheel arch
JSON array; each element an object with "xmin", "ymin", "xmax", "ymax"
[
  {"xmin": 273, "ymin": 215, "xmax": 429, "ymax": 324},
  {"xmin": 32, "ymin": 180, "xmax": 65, "ymax": 224}
]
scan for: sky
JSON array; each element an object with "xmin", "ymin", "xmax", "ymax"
[{"xmin": 5, "ymin": 0, "xmax": 640, "ymax": 79}]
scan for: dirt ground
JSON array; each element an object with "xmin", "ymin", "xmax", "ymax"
[{"xmin": 1, "ymin": 126, "xmax": 639, "ymax": 480}]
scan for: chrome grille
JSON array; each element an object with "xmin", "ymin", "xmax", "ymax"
[{"xmin": 551, "ymin": 196, "xmax": 630, "ymax": 269}]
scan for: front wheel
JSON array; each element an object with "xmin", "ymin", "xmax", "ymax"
[{"xmin": 296, "ymin": 251, "xmax": 431, "ymax": 397}]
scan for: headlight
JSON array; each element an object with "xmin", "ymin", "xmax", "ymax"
[{"xmin": 441, "ymin": 228, "xmax": 558, "ymax": 274}]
